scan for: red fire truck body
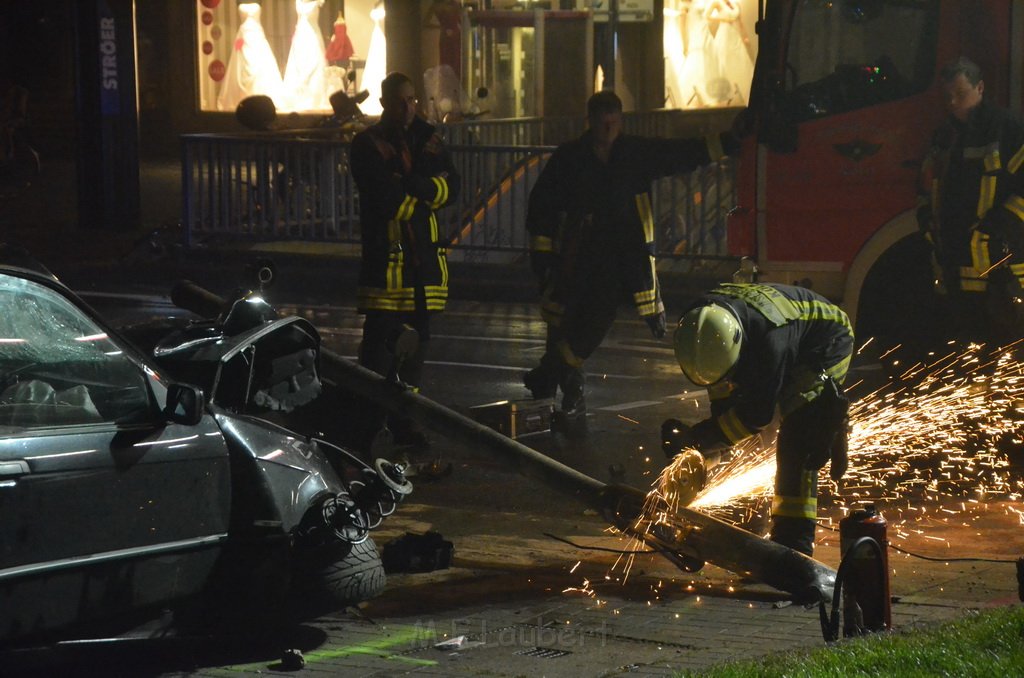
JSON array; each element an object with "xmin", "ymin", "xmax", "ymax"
[{"xmin": 729, "ymin": 0, "xmax": 1023, "ymax": 334}]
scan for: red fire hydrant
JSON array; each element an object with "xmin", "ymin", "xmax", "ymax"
[{"xmin": 839, "ymin": 503, "xmax": 891, "ymax": 635}]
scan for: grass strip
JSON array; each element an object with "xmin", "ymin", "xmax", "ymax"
[{"xmin": 680, "ymin": 605, "xmax": 1024, "ymax": 678}]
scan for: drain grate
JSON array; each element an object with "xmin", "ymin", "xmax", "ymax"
[{"xmin": 514, "ymin": 647, "xmax": 572, "ymax": 659}]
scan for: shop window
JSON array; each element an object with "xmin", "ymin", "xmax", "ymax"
[
  {"xmin": 782, "ymin": 0, "xmax": 939, "ymax": 121},
  {"xmin": 195, "ymin": 0, "xmax": 378, "ymax": 114},
  {"xmin": 663, "ymin": 0, "xmax": 758, "ymax": 109}
]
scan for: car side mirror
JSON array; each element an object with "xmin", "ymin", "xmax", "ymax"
[{"xmin": 164, "ymin": 383, "xmax": 205, "ymax": 426}]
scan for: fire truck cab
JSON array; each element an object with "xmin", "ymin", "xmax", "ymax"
[{"xmin": 730, "ymin": 0, "xmax": 1024, "ymax": 344}]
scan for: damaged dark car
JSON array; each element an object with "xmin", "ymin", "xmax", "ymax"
[{"xmin": 0, "ymin": 252, "xmax": 411, "ymax": 648}]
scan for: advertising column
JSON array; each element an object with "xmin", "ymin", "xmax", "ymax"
[{"xmin": 74, "ymin": 0, "xmax": 140, "ymax": 232}]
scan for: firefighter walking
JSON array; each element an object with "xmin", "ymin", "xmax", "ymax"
[
  {"xmin": 663, "ymin": 283, "xmax": 854, "ymax": 556},
  {"xmin": 524, "ymin": 90, "xmax": 738, "ymax": 424}
]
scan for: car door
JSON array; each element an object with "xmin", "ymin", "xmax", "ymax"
[{"xmin": 0, "ymin": 270, "xmax": 231, "ymax": 640}]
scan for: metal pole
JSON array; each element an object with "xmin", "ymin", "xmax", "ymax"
[
  {"xmin": 170, "ymin": 280, "xmax": 838, "ymax": 603},
  {"xmin": 605, "ymin": 0, "xmax": 618, "ymax": 90},
  {"xmin": 317, "ymin": 347, "xmax": 836, "ymax": 603}
]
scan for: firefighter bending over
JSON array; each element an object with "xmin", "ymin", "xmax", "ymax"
[
  {"xmin": 662, "ymin": 283, "xmax": 853, "ymax": 556},
  {"xmin": 919, "ymin": 56, "xmax": 1024, "ymax": 343},
  {"xmin": 524, "ymin": 90, "xmax": 739, "ymax": 424}
]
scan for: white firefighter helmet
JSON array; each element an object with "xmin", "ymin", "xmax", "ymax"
[{"xmin": 673, "ymin": 304, "xmax": 742, "ymax": 386}]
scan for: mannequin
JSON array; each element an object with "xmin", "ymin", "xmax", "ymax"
[
  {"xmin": 217, "ymin": 1, "xmax": 284, "ymax": 112},
  {"xmin": 281, "ymin": 0, "xmax": 330, "ymax": 111},
  {"xmin": 677, "ymin": 0, "xmax": 710, "ymax": 108},
  {"xmin": 359, "ymin": 3, "xmax": 387, "ymax": 116},
  {"xmin": 706, "ymin": 0, "xmax": 754, "ymax": 104},
  {"xmin": 663, "ymin": 2, "xmax": 689, "ymax": 108},
  {"xmin": 325, "ymin": 10, "xmax": 355, "ymax": 64}
]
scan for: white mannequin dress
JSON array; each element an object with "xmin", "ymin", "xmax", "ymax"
[
  {"xmin": 663, "ymin": 4, "xmax": 690, "ymax": 108},
  {"xmin": 282, "ymin": 0, "xmax": 331, "ymax": 112},
  {"xmin": 359, "ymin": 5, "xmax": 388, "ymax": 117},
  {"xmin": 217, "ymin": 3, "xmax": 284, "ymax": 112},
  {"xmin": 709, "ymin": 1, "xmax": 754, "ymax": 105},
  {"xmin": 676, "ymin": 0, "xmax": 710, "ymax": 108}
]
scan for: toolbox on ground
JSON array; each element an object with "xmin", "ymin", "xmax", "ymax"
[{"xmin": 469, "ymin": 398, "xmax": 553, "ymax": 439}]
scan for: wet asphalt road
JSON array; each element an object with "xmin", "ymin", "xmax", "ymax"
[
  {"xmin": 82, "ymin": 289, "xmax": 701, "ymax": 487},
  {"xmin": 13, "ymin": 288, "xmax": 1018, "ymax": 677}
]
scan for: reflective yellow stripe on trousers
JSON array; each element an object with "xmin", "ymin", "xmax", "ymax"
[{"xmin": 771, "ymin": 494, "xmax": 818, "ymax": 520}]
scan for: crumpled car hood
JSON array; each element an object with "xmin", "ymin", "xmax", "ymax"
[{"xmin": 215, "ymin": 412, "xmax": 343, "ymax": 534}]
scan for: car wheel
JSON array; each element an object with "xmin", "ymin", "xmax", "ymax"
[{"xmin": 293, "ymin": 538, "xmax": 386, "ymax": 612}]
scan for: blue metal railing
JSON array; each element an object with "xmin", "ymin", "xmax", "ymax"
[{"xmin": 181, "ymin": 128, "xmax": 735, "ymax": 260}]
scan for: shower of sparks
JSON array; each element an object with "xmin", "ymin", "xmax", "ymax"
[
  {"xmin": 562, "ymin": 578, "xmax": 596, "ymax": 598},
  {"xmin": 563, "ymin": 341, "xmax": 1023, "ymax": 602},
  {"xmin": 647, "ymin": 340, "xmax": 1024, "ymax": 537}
]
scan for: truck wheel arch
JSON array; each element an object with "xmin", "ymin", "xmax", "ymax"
[{"xmin": 842, "ymin": 209, "xmax": 919, "ymax": 330}]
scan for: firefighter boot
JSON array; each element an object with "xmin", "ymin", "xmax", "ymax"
[
  {"xmin": 559, "ymin": 368, "xmax": 586, "ymax": 418},
  {"xmin": 552, "ymin": 368, "xmax": 587, "ymax": 437},
  {"xmin": 523, "ymin": 364, "xmax": 558, "ymax": 399},
  {"xmin": 769, "ymin": 516, "xmax": 817, "ymax": 556},
  {"xmin": 523, "ymin": 350, "xmax": 563, "ymax": 399}
]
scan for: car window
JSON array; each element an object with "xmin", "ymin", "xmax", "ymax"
[
  {"xmin": 0, "ymin": 273, "xmax": 154, "ymax": 431},
  {"xmin": 784, "ymin": 0, "xmax": 939, "ymax": 121}
]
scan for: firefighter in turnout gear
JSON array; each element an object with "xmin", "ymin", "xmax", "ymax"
[
  {"xmin": 663, "ymin": 283, "xmax": 854, "ymax": 556},
  {"xmin": 351, "ymin": 71, "xmax": 460, "ymax": 447},
  {"xmin": 918, "ymin": 56, "xmax": 1024, "ymax": 343},
  {"xmin": 524, "ymin": 90, "xmax": 737, "ymax": 423}
]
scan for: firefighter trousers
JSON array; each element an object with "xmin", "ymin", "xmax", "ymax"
[
  {"xmin": 526, "ymin": 325, "xmax": 588, "ymax": 413},
  {"xmin": 771, "ymin": 389, "xmax": 849, "ymax": 555},
  {"xmin": 359, "ymin": 310, "xmax": 431, "ymax": 439},
  {"xmin": 530, "ymin": 273, "xmax": 624, "ymax": 410}
]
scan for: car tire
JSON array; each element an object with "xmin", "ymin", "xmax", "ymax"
[{"xmin": 294, "ymin": 538, "xmax": 386, "ymax": 611}]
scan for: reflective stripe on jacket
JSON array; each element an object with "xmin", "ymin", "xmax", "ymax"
[
  {"xmin": 925, "ymin": 102, "xmax": 1024, "ymax": 292},
  {"xmin": 693, "ymin": 283, "xmax": 854, "ymax": 447},
  {"xmin": 527, "ymin": 131, "xmax": 727, "ymax": 322},
  {"xmin": 351, "ymin": 118, "xmax": 460, "ymax": 313}
]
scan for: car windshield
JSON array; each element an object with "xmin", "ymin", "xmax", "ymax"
[{"xmin": 0, "ymin": 273, "xmax": 153, "ymax": 430}]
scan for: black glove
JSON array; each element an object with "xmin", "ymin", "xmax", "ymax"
[
  {"xmin": 661, "ymin": 418, "xmax": 697, "ymax": 458},
  {"xmin": 530, "ymin": 251, "xmax": 557, "ymax": 289},
  {"xmin": 646, "ymin": 311, "xmax": 667, "ymax": 339},
  {"xmin": 829, "ymin": 417, "xmax": 849, "ymax": 482},
  {"xmin": 803, "ymin": 378, "xmax": 850, "ymax": 480}
]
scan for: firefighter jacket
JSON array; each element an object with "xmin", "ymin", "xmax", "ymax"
[
  {"xmin": 919, "ymin": 100, "xmax": 1024, "ymax": 293},
  {"xmin": 527, "ymin": 130, "xmax": 730, "ymax": 325},
  {"xmin": 688, "ymin": 283, "xmax": 854, "ymax": 449},
  {"xmin": 351, "ymin": 116, "xmax": 460, "ymax": 313}
]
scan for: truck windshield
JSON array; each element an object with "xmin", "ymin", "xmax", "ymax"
[{"xmin": 784, "ymin": 0, "xmax": 939, "ymax": 120}]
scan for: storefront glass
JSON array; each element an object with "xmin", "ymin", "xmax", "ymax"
[
  {"xmin": 465, "ymin": 22, "xmax": 536, "ymax": 119},
  {"xmin": 194, "ymin": 0, "xmax": 377, "ymax": 114},
  {"xmin": 663, "ymin": 0, "xmax": 758, "ymax": 109},
  {"xmin": 192, "ymin": 0, "xmax": 757, "ymax": 117}
]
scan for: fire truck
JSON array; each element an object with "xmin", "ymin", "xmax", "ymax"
[{"xmin": 728, "ymin": 0, "xmax": 1024, "ymax": 345}]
